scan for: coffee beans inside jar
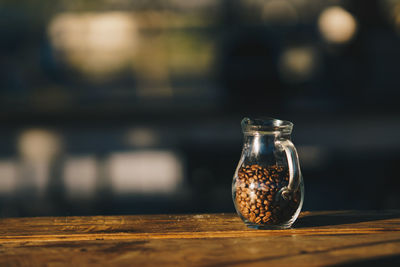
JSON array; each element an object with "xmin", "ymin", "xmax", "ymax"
[{"xmin": 234, "ymin": 164, "xmax": 300, "ymax": 226}]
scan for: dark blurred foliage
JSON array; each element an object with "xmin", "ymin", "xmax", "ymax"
[{"xmin": 0, "ymin": 0, "xmax": 400, "ymax": 217}]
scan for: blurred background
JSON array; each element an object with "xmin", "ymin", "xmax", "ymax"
[{"xmin": 0, "ymin": 0, "xmax": 400, "ymax": 217}]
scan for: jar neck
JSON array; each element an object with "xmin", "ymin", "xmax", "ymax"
[
  {"xmin": 244, "ymin": 132, "xmax": 291, "ymax": 140},
  {"xmin": 243, "ymin": 132, "xmax": 291, "ymax": 156}
]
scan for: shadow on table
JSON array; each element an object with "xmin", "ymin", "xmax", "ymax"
[
  {"xmin": 206, "ymin": 239, "xmax": 400, "ymax": 267},
  {"xmin": 328, "ymin": 254, "xmax": 400, "ymax": 267},
  {"xmin": 294, "ymin": 210, "xmax": 400, "ymax": 228}
]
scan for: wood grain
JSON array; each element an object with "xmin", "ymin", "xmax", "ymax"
[{"xmin": 0, "ymin": 211, "xmax": 399, "ymax": 266}]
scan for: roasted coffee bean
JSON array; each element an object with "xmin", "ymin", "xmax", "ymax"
[{"xmin": 235, "ymin": 164, "xmax": 300, "ymax": 226}]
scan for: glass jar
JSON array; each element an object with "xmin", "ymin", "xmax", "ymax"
[{"xmin": 232, "ymin": 117, "xmax": 304, "ymax": 229}]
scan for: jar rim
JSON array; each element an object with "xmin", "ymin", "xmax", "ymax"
[{"xmin": 241, "ymin": 117, "xmax": 293, "ymax": 134}]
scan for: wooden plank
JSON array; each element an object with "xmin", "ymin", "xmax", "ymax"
[
  {"xmin": 0, "ymin": 211, "xmax": 399, "ymax": 243},
  {"xmin": 0, "ymin": 233, "xmax": 399, "ymax": 266},
  {"xmin": 0, "ymin": 211, "xmax": 399, "ymax": 266}
]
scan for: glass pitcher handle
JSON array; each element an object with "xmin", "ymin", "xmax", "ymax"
[{"xmin": 277, "ymin": 139, "xmax": 301, "ymax": 200}]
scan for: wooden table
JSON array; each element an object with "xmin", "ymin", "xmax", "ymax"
[{"xmin": 0, "ymin": 211, "xmax": 399, "ymax": 266}]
